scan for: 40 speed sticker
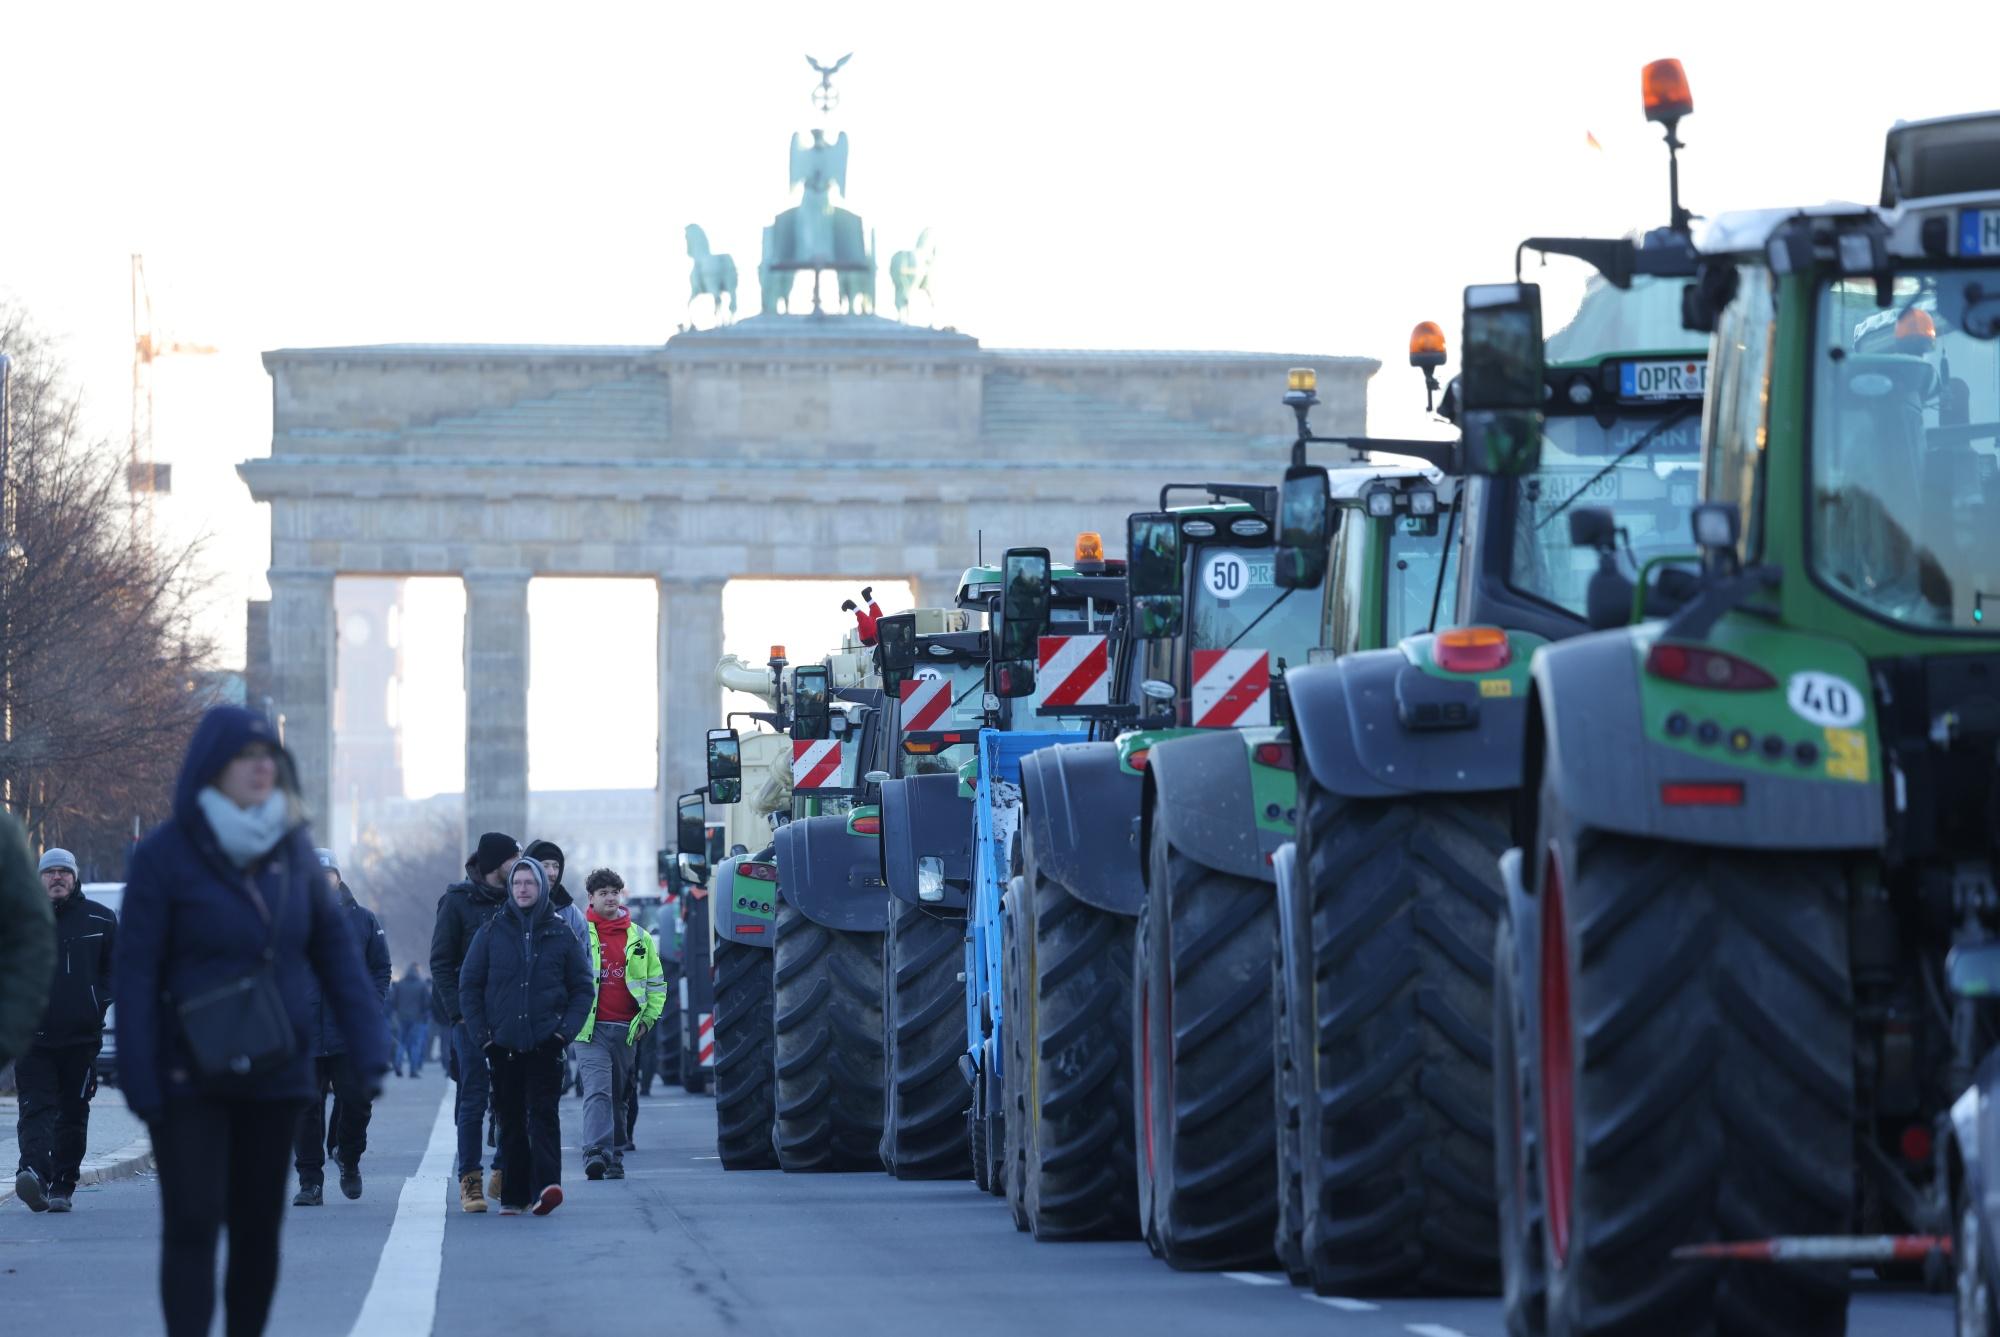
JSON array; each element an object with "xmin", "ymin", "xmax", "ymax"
[{"xmin": 1787, "ymin": 671, "xmax": 1866, "ymax": 729}]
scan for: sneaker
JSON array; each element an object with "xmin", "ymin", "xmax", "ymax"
[
  {"xmin": 339, "ymin": 1166, "xmax": 363, "ymax": 1200},
  {"xmin": 486, "ymin": 1168, "xmax": 503, "ymax": 1200},
  {"xmin": 47, "ymin": 1191, "xmax": 73, "ymax": 1213},
  {"xmin": 621, "ymin": 1137, "xmax": 636, "ymax": 1152},
  {"xmin": 497, "ymin": 1203, "xmax": 522, "ymax": 1216},
  {"xmin": 14, "ymin": 1167, "xmax": 48, "ymax": 1212},
  {"xmin": 584, "ymin": 1156, "xmax": 606, "ymax": 1181},
  {"xmin": 293, "ymin": 1182, "xmax": 324, "ymax": 1207},
  {"xmin": 606, "ymin": 1161, "xmax": 625, "ymax": 1181},
  {"xmin": 530, "ymin": 1185, "xmax": 564, "ymax": 1216},
  {"xmin": 459, "ymin": 1171, "xmax": 487, "ymax": 1213}
]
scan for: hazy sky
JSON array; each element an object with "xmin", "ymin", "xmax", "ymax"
[{"xmin": 5, "ymin": 2, "xmax": 1997, "ymax": 797}]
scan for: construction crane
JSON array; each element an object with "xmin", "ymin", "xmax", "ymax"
[{"xmin": 129, "ymin": 254, "xmax": 215, "ymax": 540}]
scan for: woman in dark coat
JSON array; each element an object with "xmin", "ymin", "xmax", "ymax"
[
  {"xmin": 460, "ymin": 856, "xmax": 590, "ymax": 1215},
  {"xmin": 114, "ymin": 707, "xmax": 390, "ymax": 1337}
]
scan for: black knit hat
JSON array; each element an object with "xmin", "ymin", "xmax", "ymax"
[
  {"xmin": 523, "ymin": 839, "xmax": 565, "ymax": 878},
  {"xmin": 474, "ymin": 832, "xmax": 520, "ymax": 877}
]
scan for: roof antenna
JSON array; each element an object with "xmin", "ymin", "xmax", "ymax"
[{"xmin": 977, "ymin": 529, "xmax": 983, "ymax": 567}]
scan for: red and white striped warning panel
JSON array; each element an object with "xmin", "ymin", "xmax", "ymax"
[
  {"xmin": 1191, "ymin": 649, "xmax": 1272, "ymax": 728},
  {"xmin": 791, "ymin": 738, "xmax": 844, "ymax": 790},
  {"xmin": 697, "ymin": 1012, "xmax": 715, "ymax": 1067},
  {"xmin": 1037, "ymin": 634, "xmax": 1110, "ymax": 709},
  {"xmin": 899, "ymin": 675, "xmax": 953, "ymax": 733}
]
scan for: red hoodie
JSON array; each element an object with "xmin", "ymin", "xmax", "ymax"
[{"xmin": 587, "ymin": 907, "xmax": 638, "ymax": 1024}]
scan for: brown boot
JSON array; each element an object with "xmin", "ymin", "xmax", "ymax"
[{"xmin": 459, "ymin": 1171, "xmax": 487, "ymax": 1213}]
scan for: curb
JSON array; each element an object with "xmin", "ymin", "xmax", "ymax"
[{"xmin": 1, "ymin": 1134, "xmax": 155, "ymax": 1206}]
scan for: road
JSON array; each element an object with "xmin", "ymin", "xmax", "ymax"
[{"xmin": 0, "ymin": 1074, "xmax": 1956, "ymax": 1336}]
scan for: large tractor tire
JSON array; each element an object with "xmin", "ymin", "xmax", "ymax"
[
  {"xmin": 1002, "ymin": 875, "xmax": 1031, "ymax": 1225},
  {"xmin": 1493, "ymin": 911, "xmax": 1547, "ymax": 1336},
  {"xmin": 1273, "ymin": 948, "xmax": 1310, "ymax": 1285},
  {"xmin": 713, "ymin": 939, "xmax": 778, "ymax": 1170},
  {"xmin": 1015, "ymin": 822, "xmax": 1138, "ymax": 1241},
  {"xmin": 1535, "ymin": 782, "xmax": 1853, "ymax": 1336},
  {"xmin": 657, "ymin": 957, "xmax": 683, "ymax": 1090},
  {"xmin": 1133, "ymin": 818, "xmax": 1279, "ymax": 1270},
  {"xmin": 1297, "ymin": 780, "xmax": 1507, "ymax": 1294},
  {"xmin": 771, "ymin": 900, "xmax": 885, "ymax": 1172},
  {"xmin": 880, "ymin": 899, "xmax": 972, "ymax": 1179}
]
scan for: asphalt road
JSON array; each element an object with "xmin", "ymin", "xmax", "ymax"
[{"xmin": 0, "ymin": 1073, "xmax": 1958, "ymax": 1336}]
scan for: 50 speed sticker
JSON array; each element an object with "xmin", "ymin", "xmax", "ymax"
[{"xmin": 1788, "ymin": 671, "xmax": 1866, "ymax": 729}]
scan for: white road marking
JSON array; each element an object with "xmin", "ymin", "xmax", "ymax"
[
  {"xmin": 1405, "ymin": 1325, "xmax": 1473, "ymax": 1337},
  {"xmin": 692, "ymin": 1154, "xmax": 721, "ymax": 1160},
  {"xmin": 1223, "ymin": 1271, "xmax": 1286, "ymax": 1285},
  {"xmin": 1306, "ymin": 1295, "xmax": 1381, "ymax": 1312},
  {"xmin": 346, "ymin": 1089, "xmax": 456, "ymax": 1337}
]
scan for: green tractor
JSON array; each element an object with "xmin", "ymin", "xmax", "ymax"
[{"xmin": 1491, "ymin": 104, "xmax": 2000, "ymax": 1333}]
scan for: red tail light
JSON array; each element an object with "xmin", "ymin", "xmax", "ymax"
[
  {"xmin": 1435, "ymin": 626, "xmax": 1511, "ymax": 674},
  {"xmin": 850, "ymin": 815, "xmax": 881, "ymax": 835},
  {"xmin": 738, "ymin": 923, "xmax": 766, "ymax": 935},
  {"xmin": 1660, "ymin": 781, "xmax": 1744, "ymax": 806},
  {"xmin": 1127, "ymin": 747, "xmax": 1151, "ymax": 772},
  {"xmin": 738, "ymin": 863, "xmax": 776, "ymax": 882},
  {"xmin": 1252, "ymin": 742, "xmax": 1294, "ymax": 768},
  {"xmin": 1645, "ymin": 643, "xmax": 1776, "ymax": 691}
]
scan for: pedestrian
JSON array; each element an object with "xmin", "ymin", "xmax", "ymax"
[
  {"xmin": 0, "ymin": 811, "xmax": 55, "ymax": 1074},
  {"xmin": 575, "ymin": 868, "xmax": 666, "ymax": 1180},
  {"xmin": 429, "ymin": 831, "xmax": 517, "ymax": 1212},
  {"xmin": 11, "ymin": 848, "xmax": 116, "ymax": 1212},
  {"xmin": 114, "ymin": 706, "xmax": 388, "ymax": 1337},
  {"xmin": 458, "ymin": 857, "xmax": 589, "ymax": 1216},
  {"xmin": 291, "ymin": 849, "xmax": 391, "ymax": 1206},
  {"xmin": 390, "ymin": 962, "xmax": 431, "ymax": 1077},
  {"xmin": 523, "ymin": 839, "xmax": 587, "ymax": 948}
]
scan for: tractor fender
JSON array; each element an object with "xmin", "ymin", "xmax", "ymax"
[
  {"xmin": 774, "ymin": 814, "xmax": 889, "ymax": 933},
  {"xmin": 1289, "ymin": 651, "xmax": 1529, "ymax": 799},
  {"xmin": 879, "ymin": 774, "xmax": 974, "ymax": 911},
  {"xmin": 711, "ymin": 854, "xmax": 778, "ymax": 949},
  {"xmin": 1017, "ymin": 741, "xmax": 1145, "ymax": 917},
  {"xmin": 1531, "ymin": 630, "xmax": 1885, "ymax": 851},
  {"xmin": 1141, "ymin": 728, "xmax": 1273, "ymax": 886}
]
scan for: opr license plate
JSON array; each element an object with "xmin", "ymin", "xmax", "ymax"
[
  {"xmin": 1961, "ymin": 209, "xmax": 2000, "ymax": 257},
  {"xmin": 1619, "ymin": 359, "xmax": 1707, "ymax": 400}
]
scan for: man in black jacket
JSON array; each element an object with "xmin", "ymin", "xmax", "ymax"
[
  {"xmin": 429, "ymin": 831, "xmax": 517, "ymax": 1212},
  {"xmin": 292, "ymin": 849, "xmax": 391, "ymax": 1206},
  {"xmin": 12, "ymin": 848, "xmax": 116, "ymax": 1213}
]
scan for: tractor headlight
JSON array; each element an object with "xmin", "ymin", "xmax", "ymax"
[{"xmin": 917, "ymin": 857, "xmax": 946, "ymax": 903}]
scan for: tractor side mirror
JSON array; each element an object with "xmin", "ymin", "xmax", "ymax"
[
  {"xmin": 791, "ymin": 665, "xmax": 831, "ymax": 740},
  {"xmin": 1275, "ymin": 465, "xmax": 1333, "ymax": 590},
  {"xmin": 676, "ymin": 792, "xmax": 708, "ymax": 884},
  {"xmin": 1460, "ymin": 282, "xmax": 1545, "ymax": 476},
  {"xmin": 877, "ymin": 614, "xmax": 918, "ymax": 672},
  {"xmin": 1567, "ymin": 506, "xmax": 1617, "ymax": 553},
  {"xmin": 992, "ymin": 658, "xmax": 1038, "ymax": 699},
  {"xmin": 999, "ymin": 547, "xmax": 1051, "ymax": 661},
  {"xmin": 1133, "ymin": 594, "xmax": 1184, "ymax": 640},
  {"xmin": 705, "ymin": 728, "xmax": 742, "ymax": 805},
  {"xmin": 1126, "ymin": 513, "xmax": 1182, "ymax": 597}
]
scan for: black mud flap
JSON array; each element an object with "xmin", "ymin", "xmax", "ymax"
[
  {"xmin": 1018, "ymin": 742, "xmax": 1145, "ymax": 916},
  {"xmin": 880, "ymin": 774, "xmax": 975, "ymax": 911},
  {"xmin": 775, "ymin": 814, "xmax": 890, "ymax": 933}
]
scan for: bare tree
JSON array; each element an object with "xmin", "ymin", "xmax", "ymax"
[
  {"xmin": 0, "ymin": 304, "xmax": 217, "ymax": 876},
  {"xmin": 345, "ymin": 811, "xmax": 467, "ymax": 969}
]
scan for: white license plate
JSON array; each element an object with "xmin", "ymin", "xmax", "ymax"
[
  {"xmin": 1962, "ymin": 209, "xmax": 2000, "ymax": 257},
  {"xmin": 1619, "ymin": 359, "xmax": 1707, "ymax": 400}
]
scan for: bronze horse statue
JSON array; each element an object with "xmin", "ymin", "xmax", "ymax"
[
  {"xmin": 890, "ymin": 229, "xmax": 936, "ymax": 322},
  {"xmin": 685, "ymin": 224, "xmax": 738, "ymax": 323}
]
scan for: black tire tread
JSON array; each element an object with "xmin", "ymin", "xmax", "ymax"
[
  {"xmin": 881, "ymin": 899, "xmax": 972, "ymax": 1179},
  {"xmin": 713, "ymin": 937, "xmax": 778, "ymax": 1169},
  {"xmin": 772, "ymin": 899, "xmax": 885, "ymax": 1172}
]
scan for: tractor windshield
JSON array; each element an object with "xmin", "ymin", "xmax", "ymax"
[
  {"xmin": 1386, "ymin": 510, "xmax": 1461, "ymax": 642},
  {"xmin": 898, "ymin": 659, "xmax": 985, "ymax": 777},
  {"xmin": 1810, "ymin": 273, "xmax": 2000, "ymax": 632},
  {"xmin": 1506, "ymin": 408, "xmax": 1703, "ymax": 620},
  {"xmin": 1189, "ymin": 544, "xmax": 1323, "ymax": 669}
]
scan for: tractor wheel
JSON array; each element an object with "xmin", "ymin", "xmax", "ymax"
[
  {"xmin": 880, "ymin": 899, "xmax": 972, "ymax": 1179},
  {"xmin": 771, "ymin": 900, "xmax": 885, "ymax": 1172},
  {"xmin": 1493, "ymin": 910, "xmax": 1547, "ymax": 1335},
  {"xmin": 656, "ymin": 958, "xmax": 683, "ymax": 1089},
  {"xmin": 1002, "ymin": 874, "xmax": 1031, "ymax": 1225},
  {"xmin": 1535, "ymin": 781, "xmax": 1853, "ymax": 1336},
  {"xmin": 1298, "ymin": 781, "xmax": 1507, "ymax": 1294},
  {"xmin": 1133, "ymin": 818, "xmax": 1279, "ymax": 1270},
  {"xmin": 1018, "ymin": 819, "xmax": 1138, "ymax": 1241},
  {"xmin": 713, "ymin": 938, "xmax": 778, "ymax": 1170},
  {"xmin": 1273, "ymin": 947, "xmax": 1310, "ymax": 1285}
]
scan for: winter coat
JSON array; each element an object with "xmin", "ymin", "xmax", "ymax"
[
  {"xmin": 34, "ymin": 890, "xmax": 118, "ymax": 1048},
  {"xmin": 112, "ymin": 706, "xmax": 391, "ymax": 1118},
  {"xmin": 391, "ymin": 974, "xmax": 431, "ymax": 1023},
  {"xmin": 458, "ymin": 861, "xmax": 590, "ymax": 1055},
  {"xmin": 0, "ymin": 810, "xmax": 55, "ymax": 1069},
  {"xmin": 301, "ymin": 880, "xmax": 391, "ymax": 1057},
  {"xmin": 575, "ymin": 913, "xmax": 668, "ymax": 1045},
  {"xmin": 549, "ymin": 883, "xmax": 587, "ymax": 949},
  {"xmin": 429, "ymin": 873, "xmax": 507, "ymax": 1024}
]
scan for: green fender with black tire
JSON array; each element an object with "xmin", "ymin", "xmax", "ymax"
[
  {"xmin": 771, "ymin": 899, "xmax": 886, "ymax": 1172},
  {"xmin": 880, "ymin": 898, "xmax": 972, "ymax": 1179},
  {"xmin": 713, "ymin": 937, "xmax": 778, "ymax": 1170},
  {"xmin": 1296, "ymin": 775, "xmax": 1507, "ymax": 1295},
  {"xmin": 1134, "ymin": 816, "xmax": 1278, "ymax": 1270}
]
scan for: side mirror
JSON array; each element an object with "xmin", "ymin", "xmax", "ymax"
[
  {"xmin": 1275, "ymin": 465, "xmax": 1333, "ymax": 590},
  {"xmin": 1567, "ymin": 506, "xmax": 1617, "ymax": 554},
  {"xmin": 677, "ymin": 851, "xmax": 708, "ymax": 887},
  {"xmin": 999, "ymin": 547, "xmax": 1051, "ymax": 661},
  {"xmin": 675, "ymin": 792, "xmax": 708, "ymax": 883},
  {"xmin": 1133, "ymin": 594, "xmax": 1184, "ymax": 640},
  {"xmin": 1460, "ymin": 282, "xmax": 1545, "ymax": 476},
  {"xmin": 1691, "ymin": 502, "xmax": 1740, "ymax": 552},
  {"xmin": 877, "ymin": 613, "xmax": 918, "ymax": 673},
  {"xmin": 1126, "ymin": 513, "xmax": 1182, "ymax": 597},
  {"xmin": 992, "ymin": 658, "xmax": 1037, "ymax": 699},
  {"xmin": 791, "ymin": 664, "xmax": 831, "ymax": 741},
  {"xmin": 705, "ymin": 727, "xmax": 743, "ymax": 805}
]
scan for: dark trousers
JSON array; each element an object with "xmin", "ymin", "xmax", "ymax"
[
  {"xmin": 13, "ymin": 1040, "xmax": 99, "ymax": 1193},
  {"xmin": 487, "ymin": 1045, "xmax": 563, "ymax": 1208},
  {"xmin": 293, "ymin": 1055, "xmax": 370, "ymax": 1182},
  {"xmin": 634, "ymin": 1023, "xmax": 657, "ymax": 1096},
  {"xmin": 394, "ymin": 1019, "xmax": 428, "ymax": 1074},
  {"xmin": 450, "ymin": 1021, "xmax": 490, "ymax": 1176},
  {"xmin": 153, "ymin": 1097, "xmax": 300, "ymax": 1337}
]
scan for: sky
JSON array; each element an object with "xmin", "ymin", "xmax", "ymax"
[{"xmin": 4, "ymin": 1, "xmax": 1998, "ymax": 798}]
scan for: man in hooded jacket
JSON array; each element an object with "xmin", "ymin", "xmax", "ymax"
[
  {"xmin": 523, "ymin": 840, "xmax": 587, "ymax": 949},
  {"xmin": 429, "ymin": 831, "xmax": 517, "ymax": 1211},
  {"xmin": 291, "ymin": 849, "xmax": 391, "ymax": 1206}
]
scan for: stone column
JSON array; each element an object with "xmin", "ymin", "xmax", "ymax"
[
  {"xmin": 657, "ymin": 576, "xmax": 726, "ymax": 847},
  {"xmin": 267, "ymin": 567, "xmax": 336, "ymax": 830},
  {"xmin": 463, "ymin": 570, "xmax": 531, "ymax": 847}
]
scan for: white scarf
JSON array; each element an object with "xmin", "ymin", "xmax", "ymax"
[{"xmin": 197, "ymin": 787, "xmax": 295, "ymax": 869}]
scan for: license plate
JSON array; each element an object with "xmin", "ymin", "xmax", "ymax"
[
  {"xmin": 1962, "ymin": 209, "xmax": 2000, "ymax": 257},
  {"xmin": 1247, "ymin": 560, "xmax": 1274, "ymax": 587},
  {"xmin": 1619, "ymin": 359, "xmax": 1707, "ymax": 400}
]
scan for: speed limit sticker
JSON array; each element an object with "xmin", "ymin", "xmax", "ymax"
[
  {"xmin": 1201, "ymin": 552, "xmax": 1270, "ymax": 599},
  {"xmin": 1787, "ymin": 671, "xmax": 1865, "ymax": 729}
]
